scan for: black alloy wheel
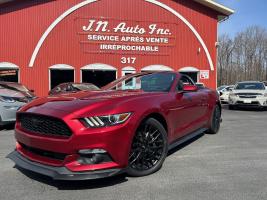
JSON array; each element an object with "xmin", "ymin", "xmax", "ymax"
[
  {"xmin": 207, "ymin": 104, "xmax": 221, "ymax": 134},
  {"xmin": 127, "ymin": 118, "xmax": 168, "ymax": 177}
]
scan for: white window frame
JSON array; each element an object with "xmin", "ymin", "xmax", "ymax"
[
  {"xmin": 179, "ymin": 66, "xmax": 200, "ymax": 82},
  {"xmin": 122, "ymin": 66, "xmax": 136, "ymax": 76},
  {"xmin": 0, "ymin": 62, "xmax": 20, "ymax": 83},
  {"xmin": 80, "ymin": 63, "xmax": 117, "ymax": 83},
  {"xmin": 141, "ymin": 65, "xmax": 174, "ymax": 72}
]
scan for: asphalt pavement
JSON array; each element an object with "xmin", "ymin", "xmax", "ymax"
[{"xmin": 0, "ymin": 105, "xmax": 267, "ymax": 200}]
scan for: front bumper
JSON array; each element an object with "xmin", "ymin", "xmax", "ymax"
[
  {"xmin": 229, "ymin": 97, "xmax": 267, "ymax": 107},
  {"xmin": 12, "ymin": 109, "xmax": 137, "ymax": 175},
  {"xmin": 0, "ymin": 102, "xmax": 25, "ymax": 124},
  {"xmin": 220, "ymin": 96, "xmax": 229, "ymax": 103},
  {"xmin": 7, "ymin": 150, "xmax": 124, "ymax": 180}
]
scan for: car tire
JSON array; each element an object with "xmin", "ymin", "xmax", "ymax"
[
  {"xmin": 127, "ymin": 118, "xmax": 168, "ymax": 177},
  {"xmin": 0, "ymin": 115, "xmax": 3, "ymax": 129},
  {"xmin": 259, "ymin": 106, "xmax": 266, "ymax": 111},
  {"xmin": 206, "ymin": 104, "xmax": 221, "ymax": 134}
]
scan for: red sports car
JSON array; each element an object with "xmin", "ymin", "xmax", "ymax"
[{"xmin": 8, "ymin": 72, "xmax": 221, "ymax": 180}]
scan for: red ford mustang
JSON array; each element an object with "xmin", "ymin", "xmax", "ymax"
[{"xmin": 8, "ymin": 72, "xmax": 221, "ymax": 180}]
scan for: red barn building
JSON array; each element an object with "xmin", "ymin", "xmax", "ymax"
[{"xmin": 0, "ymin": 0, "xmax": 233, "ymax": 96}]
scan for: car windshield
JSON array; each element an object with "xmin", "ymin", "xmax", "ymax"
[
  {"xmin": 222, "ymin": 86, "xmax": 233, "ymax": 92},
  {"xmin": 0, "ymin": 83, "xmax": 29, "ymax": 92},
  {"xmin": 107, "ymin": 73, "xmax": 176, "ymax": 92},
  {"xmin": 72, "ymin": 84, "xmax": 100, "ymax": 91},
  {"xmin": 235, "ymin": 82, "xmax": 265, "ymax": 90}
]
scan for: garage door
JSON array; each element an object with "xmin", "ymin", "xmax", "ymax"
[
  {"xmin": 49, "ymin": 64, "xmax": 75, "ymax": 90},
  {"xmin": 81, "ymin": 64, "xmax": 117, "ymax": 88},
  {"xmin": 179, "ymin": 67, "xmax": 200, "ymax": 83},
  {"xmin": 0, "ymin": 62, "xmax": 19, "ymax": 82}
]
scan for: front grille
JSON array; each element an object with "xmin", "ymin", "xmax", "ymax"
[
  {"xmin": 18, "ymin": 113, "xmax": 72, "ymax": 137},
  {"xmin": 20, "ymin": 143, "xmax": 66, "ymax": 161},
  {"xmin": 236, "ymin": 101, "xmax": 260, "ymax": 105},
  {"xmin": 236, "ymin": 93, "xmax": 262, "ymax": 96},
  {"xmin": 239, "ymin": 95, "xmax": 257, "ymax": 99}
]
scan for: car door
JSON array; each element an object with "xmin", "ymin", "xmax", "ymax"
[
  {"xmin": 166, "ymin": 76, "xmax": 197, "ymax": 141},
  {"xmin": 168, "ymin": 75, "xmax": 208, "ymax": 141}
]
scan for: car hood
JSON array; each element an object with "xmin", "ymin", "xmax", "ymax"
[
  {"xmin": 221, "ymin": 91, "xmax": 230, "ymax": 95},
  {"xmin": 0, "ymin": 88, "xmax": 26, "ymax": 98},
  {"xmin": 20, "ymin": 90, "xmax": 162, "ymax": 116},
  {"xmin": 233, "ymin": 89, "xmax": 265, "ymax": 94},
  {"xmin": 0, "ymin": 88, "xmax": 35, "ymax": 98}
]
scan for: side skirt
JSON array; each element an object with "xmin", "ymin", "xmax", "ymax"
[{"xmin": 168, "ymin": 128, "xmax": 207, "ymax": 151}]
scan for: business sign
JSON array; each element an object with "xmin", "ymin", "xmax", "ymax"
[
  {"xmin": 200, "ymin": 70, "xmax": 209, "ymax": 79},
  {"xmin": 76, "ymin": 18, "xmax": 177, "ymax": 55}
]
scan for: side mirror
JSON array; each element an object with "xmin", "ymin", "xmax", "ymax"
[{"xmin": 183, "ymin": 85, "xmax": 198, "ymax": 92}]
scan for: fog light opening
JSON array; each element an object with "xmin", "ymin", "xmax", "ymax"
[{"xmin": 77, "ymin": 149, "xmax": 112, "ymax": 165}]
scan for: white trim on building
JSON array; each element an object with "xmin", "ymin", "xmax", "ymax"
[
  {"xmin": 49, "ymin": 64, "xmax": 75, "ymax": 70},
  {"xmin": 141, "ymin": 65, "xmax": 174, "ymax": 72},
  {"xmin": 193, "ymin": 0, "xmax": 234, "ymax": 18},
  {"xmin": 0, "ymin": 62, "xmax": 19, "ymax": 69},
  {"xmin": 122, "ymin": 66, "xmax": 136, "ymax": 76},
  {"xmin": 28, "ymin": 0, "xmax": 220, "ymax": 71},
  {"xmin": 179, "ymin": 66, "xmax": 200, "ymax": 72},
  {"xmin": 81, "ymin": 63, "xmax": 117, "ymax": 71}
]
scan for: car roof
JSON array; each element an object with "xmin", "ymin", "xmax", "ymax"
[{"xmin": 236, "ymin": 81, "xmax": 263, "ymax": 84}]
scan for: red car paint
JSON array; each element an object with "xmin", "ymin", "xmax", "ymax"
[{"xmin": 10, "ymin": 72, "xmax": 220, "ymax": 178}]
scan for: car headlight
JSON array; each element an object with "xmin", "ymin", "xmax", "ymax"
[
  {"xmin": 80, "ymin": 112, "xmax": 132, "ymax": 128},
  {"xmin": 0, "ymin": 96, "xmax": 16, "ymax": 103}
]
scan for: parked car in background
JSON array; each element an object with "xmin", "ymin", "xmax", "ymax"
[
  {"xmin": 0, "ymin": 82, "xmax": 36, "ymax": 126},
  {"xmin": 217, "ymin": 85, "xmax": 227, "ymax": 92},
  {"xmin": 195, "ymin": 82, "xmax": 205, "ymax": 89},
  {"xmin": 219, "ymin": 85, "xmax": 234, "ymax": 104},
  {"xmin": 229, "ymin": 81, "xmax": 267, "ymax": 109},
  {"xmin": 216, "ymin": 85, "xmax": 227, "ymax": 96},
  {"xmin": 49, "ymin": 82, "xmax": 100, "ymax": 95},
  {"xmin": 8, "ymin": 72, "xmax": 221, "ymax": 180}
]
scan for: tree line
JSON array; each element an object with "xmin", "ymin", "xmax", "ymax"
[{"xmin": 217, "ymin": 26, "xmax": 267, "ymax": 86}]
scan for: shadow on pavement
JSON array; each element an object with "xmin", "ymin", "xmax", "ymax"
[
  {"xmin": 10, "ymin": 124, "xmax": 207, "ymax": 189},
  {"xmin": 0, "ymin": 123, "xmax": 15, "ymax": 131},
  {"xmin": 13, "ymin": 133, "xmax": 205, "ymax": 189},
  {"xmin": 167, "ymin": 133, "xmax": 204, "ymax": 156},
  {"xmin": 11, "ymin": 131, "xmax": 206, "ymax": 189},
  {"xmin": 222, "ymin": 104, "xmax": 267, "ymax": 112},
  {"xmin": 15, "ymin": 166, "xmax": 128, "ymax": 190}
]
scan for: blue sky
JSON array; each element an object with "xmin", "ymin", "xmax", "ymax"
[{"xmin": 216, "ymin": 0, "xmax": 267, "ymax": 37}]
